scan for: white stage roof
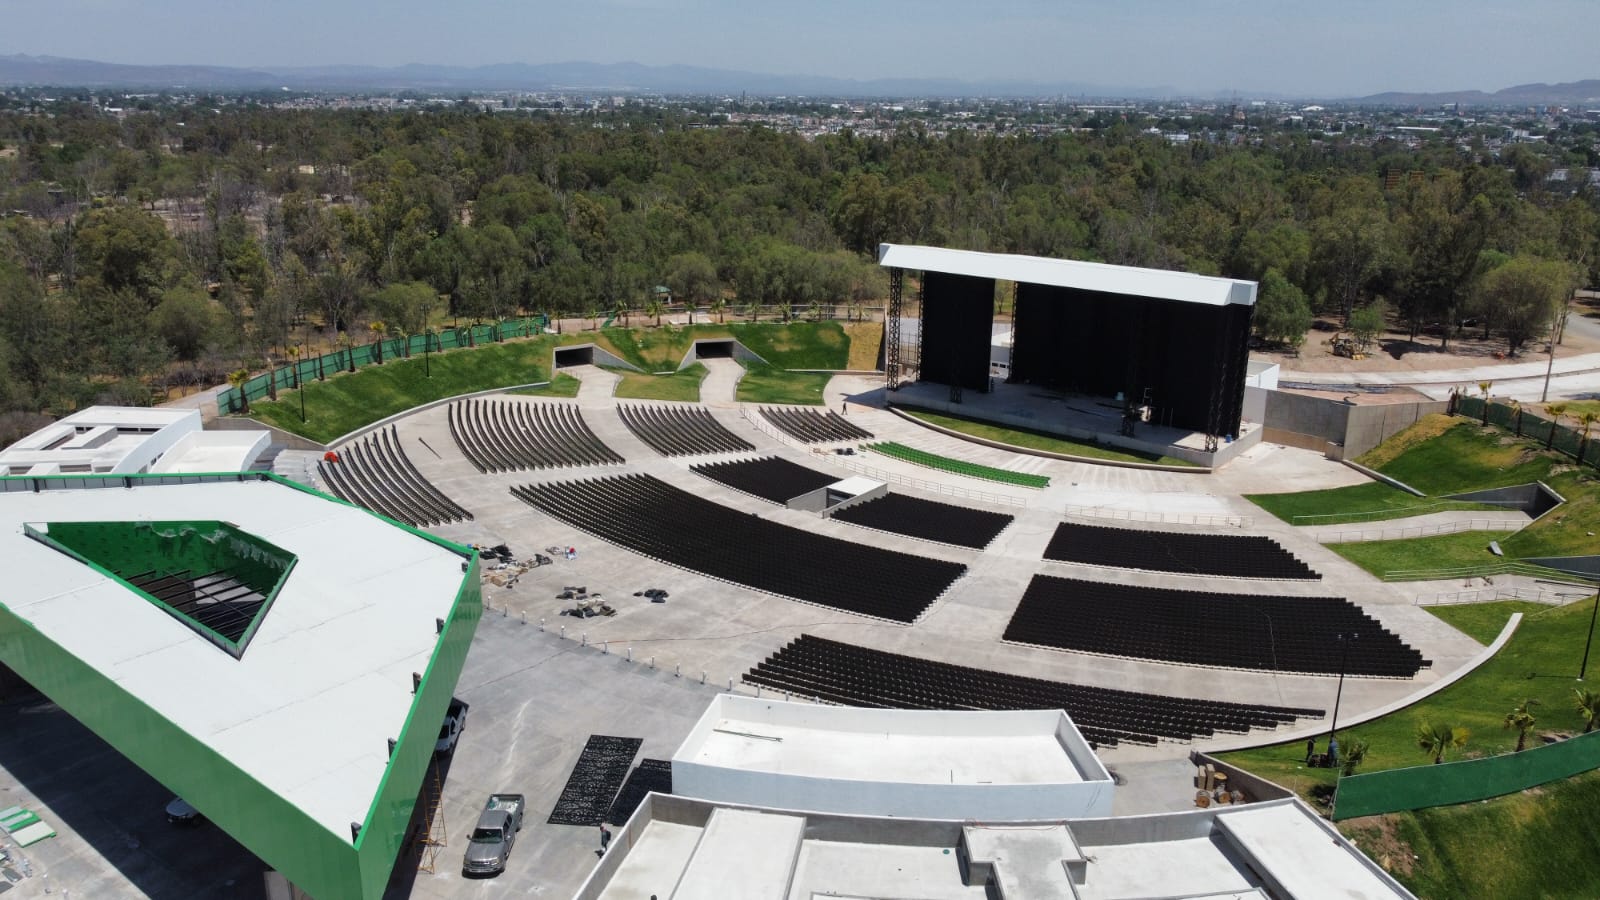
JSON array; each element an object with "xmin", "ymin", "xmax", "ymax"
[
  {"xmin": 2, "ymin": 479, "xmax": 469, "ymax": 840},
  {"xmin": 878, "ymin": 243, "xmax": 1257, "ymax": 307}
]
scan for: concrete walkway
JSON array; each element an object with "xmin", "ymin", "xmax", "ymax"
[
  {"xmin": 697, "ymin": 358, "xmax": 744, "ymax": 408},
  {"xmin": 566, "ymin": 364, "xmax": 619, "ymax": 404}
]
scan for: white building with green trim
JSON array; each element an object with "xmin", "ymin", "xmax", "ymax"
[{"xmin": 0, "ymin": 472, "xmax": 481, "ymax": 899}]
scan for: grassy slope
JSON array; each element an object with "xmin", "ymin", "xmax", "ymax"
[
  {"xmin": 250, "ymin": 336, "xmax": 571, "ymax": 443},
  {"xmin": 735, "ymin": 363, "xmax": 831, "ymax": 405},
  {"xmin": 1342, "ymin": 768, "xmax": 1600, "ymax": 898},
  {"xmin": 842, "ymin": 322, "xmax": 883, "ymax": 371},
  {"xmin": 1330, "ymin": 530, "xmax": 1517, "ymax": 577},
  {"xmin": 509, "ymin": 372, "xmax": 581, "ymax": 397},
  {"xmin": 1217, "ymin": 600, "xmax": 1595, "ymax": 801},
  {"xmin": 612, "ymin": 363, "xmax": 706, "ymax": 402},
  {"xmin": 596, "ymin": 321, "xmax": 851, "ymax": 372},
  {"xmin": 902, "ymin": 409, "xmax": 1195, "ymax": 467}
]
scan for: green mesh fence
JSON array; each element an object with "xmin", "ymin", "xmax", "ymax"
[
  {"xmin": 220, "ymin": 316, "xmax": 548, "ymax": 413},
  {"xmin": 1334, "ymin": 728, "xmax": 1600, "ymax": 819},
  {"xmin": 1452, "ymin": 400, "xmax": 1598, "ymax": 470}
]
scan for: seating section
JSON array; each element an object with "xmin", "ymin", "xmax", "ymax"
[
  {"xmin": 691, "ymin": 456, "xmax": 839, "ymax": 504},
  {"xmin": 319, "ymin": 426, "xmax": 472, "ymax": 528},
  {"xmin": 618, "ymin": 404, "xmax": 755, "ymax": 457},
  {"xmin": 448, "ymin": 398, "xmax": 623, "ymax": 473},
  {"xmin": 1004, "ymin": 575, "xmax": 1429, "ymax": 677},
  {"xmin": 744, "ymin": 635, "xmax": 1325, "ymax": 749},
  {"xmin": 511, "ymin": 474, "xmax": 966, "ymax": 622},
  {"xmin": 832, "ymin": 493, "xmax": 1013, "ymax": 549},
  {"xmin": 1044, "ymin": 521, "xmax": 1318, "ymax": 580},
  {"xmin": 762, "ymin": 406, "xmax": 873, "ymax": 444}
]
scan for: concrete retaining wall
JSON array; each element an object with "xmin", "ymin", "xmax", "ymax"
[{"xmin": 1260, "ymin": 390, "xmax": 1447, "ymax": 458}]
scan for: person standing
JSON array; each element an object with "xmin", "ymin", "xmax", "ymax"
[
  {"xmin": 1305, "ymin": 737, "xmax": 1316, "ymax": 764},
  {"xmin": 600, "ymin": 824, "xmax": 612, "ymax": 853}
]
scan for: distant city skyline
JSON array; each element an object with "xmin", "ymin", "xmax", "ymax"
[{"xmin": 2, "ymin": 0, "xmax": 1595, "ymax": 98}]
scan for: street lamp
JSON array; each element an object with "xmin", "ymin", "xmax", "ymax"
[
  {"xmin": 423, "ymin": 328, "xmax": 432, "ymax": 378},
  {"xmin": 1327, "ymin": 632, "xmax": 1358, "ymax": 767}
]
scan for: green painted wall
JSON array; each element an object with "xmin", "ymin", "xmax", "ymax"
[{"xmin": 354, "ymin": 559, "xmax": 481, "ymax": 896}]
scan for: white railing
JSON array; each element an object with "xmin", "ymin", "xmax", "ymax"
[
  {"xmin": 1061, "ymin": 504, "xmax": 1251, "ymax": 529},
  {"xmin": 1315, "ymin": 518, "xmax": 1516, "ymax": 544},
  {"xmin": 737, "ymin": 405, "xmax": 1028, "ymax": 509},
  {"xmin": 1417, "ymin": 585, "xmax": 1595, "ymax": 606},
  {"xmin": 1290, "ymin": 499, "xmax": 1524, "ymax": 525}
]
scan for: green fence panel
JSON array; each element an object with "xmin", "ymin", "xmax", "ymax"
[{"xmin": 1334, "ymin": 728, "xmax": 1600, "ymax": 820}]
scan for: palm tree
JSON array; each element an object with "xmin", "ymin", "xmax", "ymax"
[
  {"xmin": 1503, "ymin": 699, "xmax": 1540, "ymax": 752},
  {"xmin": 265, "ymin": 353, "xmax": 278, "ymax": 401},
  {"xmin": 370, "ymin": 320, "xmax": 387, "ymax": 364},
  {"xmin": 850, "ymin": 299, "xmax": 867, "ymax": 323},
  {"xmin": 644, "ymin": 295, "xmax": 665, "ymax": 327},
  {"xmin": 744, "ymin": 297, "xmax": 761, "ymax": 323},
  {"xmin": 285, "ymin": 346, "xmax": 300, "ymax": 389},
  {"xmin": 1577, "ymin": 411, "xmax": 1599, "ymax": 464},
  {"xmin": 1508, "ymin": 398, "xmax": 1522, "ymax": 436},
  {"xmin": 1575, "ymin": 687, "xmax": 1600, "ymax": 733},
  {"xmin": 1477, "ymin": 381, "xmax": 1493, "ymax": 425},
  {"xmin": 340, "ymin": 334, "xmax": 355, "ymax": 373},
  {"xmin": 709, "ymin": 296, "xmax": 728, "ymax": 324},
  {"xmin": 227, "ymin": 368, "xmax": 251, "ymax": 415},
  {"xmin": 807, "ymin": 299, "xmax": 824, "ymax": 322},
  {"xmin": 586, "ymin": 304, "xmax": 600, "ymax": 331},
  {"xmin": 1546, "ymin": 403, "xmax": 1569, "ymax": 450},
  {"xmin": 1416, "ymin": 722, "xmax": 1469, "ymax": 764},
  {"xmin": 1339, "ymin": 738, "xmax": 1369, "ymax": 777}
]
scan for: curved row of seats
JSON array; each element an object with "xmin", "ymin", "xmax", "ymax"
[
  {"xmin": 510, "ymin": 474, "xmax": 966, "ymax": 623},
  {"xmin": 1003, "ymin": 575, "xmax": 1429, "ymax": 677},
  {"xmin": 447, "ymin": 399, "xmax": 622, "ymax": 473},
  {"xmin": 1044, "ymin": 521, "xmax": 1320, "ymax": 580},
  {"xmin": 690, "ymin": 456, "xmax": 838, "ymax": 504},
  {"xmin": 319, "ymin": 426, "xmax": 473, "ymax": 528},
  {"xmin": 743, "ymin": 635, "xmax": 1325, "ymax": 749},
  {"xmin": 761, "ymin": 406, "xmax": 873, "ymax": 444},
  {"xmin": 618, "ymin": 404, "xmax": 754, "ymax": 457},
  {"xmin": 831, "ymin": 493, "xmax": 1014, "ymax": 549}
]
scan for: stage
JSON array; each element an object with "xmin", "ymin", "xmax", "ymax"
[{"xmin": 886, "ymin": 378, "xmax": 1262, "ymax": 469}]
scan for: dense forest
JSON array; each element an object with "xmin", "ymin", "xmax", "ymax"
[{"xmin": 0, "ymin": 101, "xmax": 1595, "ymax": 435}]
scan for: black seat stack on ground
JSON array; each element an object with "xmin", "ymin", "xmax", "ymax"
[
  {"xmin": 318, "ymin": 426, "xmax": 473, "ymax": 528},
  {"xmin": 618, "ymin": 404, "xmax": 755, "ymax": 457},
  {"xmin": 1004, "ymin": 574, "xmax": 1429, "ymax": 676},
  {"xmin": 1044, "ymin": 521, "xmax": 1320, "ymax": 580},
  {"xmin": 690, "ymin": 456, "xmax": 839, "ymax": 504},
  {"xmin": 761, "ymin": 406, "xmax": 873, "ymax": 444},
  {"xmin": 511, "ymin": 474, "xmax": 966, "ymax": 622},
  {"xmin": 447, "ymin": 398, "xmax": 623, "ymax": 473},
  {"xmin": 832, "ymin": 493, "xmax": 1013, "ymax": 549},
  {"xmin": 546, "ymin": 735, "xmax": 643, "ymax": 826},
  {"xmin": 742, "ymin": 635, "xmax": 1325, "ymax": 749}
]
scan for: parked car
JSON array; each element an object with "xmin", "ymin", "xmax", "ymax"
[
  {"xmin": 165, "ymin": 797, "xmax": 201, "ymax": 826},
  {"xmin": 436, "ymin": 697, "xmax": 469, "ymax": 754},
  {"xmin": 463, "ymin": 794, "xmax": 525, "ymax": 876}
]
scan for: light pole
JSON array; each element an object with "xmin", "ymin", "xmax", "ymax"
[
  {"xmin": 423, "ymin": 328, "xmax": 432, "ymax": 378},
  {"xmin": 1580, "ymin": 590, "xmax": 1600, "ymax": 680},
  {"xmin": 1327, "ymin": 632, "xmax": 1357, "ymax": 767}
]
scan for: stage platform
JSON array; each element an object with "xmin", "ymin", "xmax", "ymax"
[{"xmin": 886, "ymin": 379, "xmax": 1261, "ymax": 469}]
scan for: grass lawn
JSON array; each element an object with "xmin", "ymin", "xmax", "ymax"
[
  {"xmin": 509, "ymin": 373, "xmax": 581, "ymax": 398},
  {"xmin": 1245, "ymin": 482, "xmax": 1491, "ymax": 525},
  {"xmin": 842, "ymin": 322, "xmax": 882, "ymax": 371},
  {"xmin": 1329, "ymin": 530, "xmax": 1516, "ymax": 578},
  {"xmin": 249, "ymin": 336, "xmax": 565, "ymax": 442},
  {"xmin": 864, "ymin": 441, "xmax": 1051, "ymax": 489},
  {"xmin": 612, "ymin": 364, "xmax": 706, "ymax": 402},
  {"xmin": 1217, "ymin": 600, "xmax": 1598, "ymax": 807},
  {"xmin": 593, "ymin": 321, "xmax": 852, "ymax": 372},
  {"xmin": 903, "ymin": 409, "xmax": 1196, "ymax": 467},
  {"xmin": 735, "ymin": 363, "xmax": 831, "ymax": 405},
  {"xmin": 1342, "ymin": 766, "xmax": 1600, "ymax": 897}
]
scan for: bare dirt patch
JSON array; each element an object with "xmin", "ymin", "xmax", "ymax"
[{"xmin": 1342, "ymin": 815, "xmax": 1416, "ymax": 877}]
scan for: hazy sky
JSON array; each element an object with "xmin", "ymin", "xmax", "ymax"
[{"xmin": 3, "ymin": 0, "xmax": 1594, "ymax": 97}]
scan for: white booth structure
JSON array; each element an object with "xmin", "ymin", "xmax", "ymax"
[
  {"xmin": 671, "ymin": 695, "xmax": 1114, "ymax": 821},
  {"xmin": 0, "ymin": 407, "xmax": 270, "ymax": 477}
]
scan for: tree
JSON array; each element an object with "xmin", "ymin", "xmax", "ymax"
[
  {"xmin": 709, "ymin": 296, "xmax": 728, "ymax": 324},
  {"xmin": 1416, "ymin": 721, "xmax": 1469, "ymax": 764},
  {"xmin": 1339, "ymin": 738, "xmax": 1369, "ymax": 777},
  {"xmin": 663, "ymin": 252, "xmax": 720, "ymax": 308},
  {"xmin": 74, "ymin": 205, "xmax": 179, "ymax": 306},
  {"xmin": 1503, "ymin": 699, "xmax": 1540, "ymax": 753},
  {"xmin": 227, "ymin": 368, "xmax": 250, "ymax": 415},
  {"xmin": 1574, "ymin": 687, "xmax": 1600, "ymax": 734},
  {"xmin": 1397, "ymin": 175, "xmax": 1492, "ymax": 347},
  {"xmin": 1478, "ymin": 381, "xmax": 1493, "ymax": 426},
  {"xmin": 285, "ymin": 345, "xmax": 300, "ymax": 389},
  {"xmin": 643, "ymin": 294, "xmax": 665, "ymax": 327},
  {"xmin": 369, "ymin": 281, "xmax": 436, "ymax": 337},
  {"xmin": 1546, "ymin": 403, "xmax": 1569, "ymax": 450},
  {"xmin": 1475, "ymin": 256, "xmax": 1578, "ymax": 356},
  {"xmin": 150, "ymin": 287, "xmax": 219, "ymax": 362},
  {"xmin": 1348, "ymin": 300, "xmax": 1387, "ymax": 352},
  {"xmin": 370, "ymin": 320, "xmax": 387, "ymax": 364},
  {"xmin": 1253, "ymin": 268, "xmax": 1312, "ymax": 350},
  {"xmin": 1578, "ymin": 411, "xmax": 1600, "ymax": 464}
]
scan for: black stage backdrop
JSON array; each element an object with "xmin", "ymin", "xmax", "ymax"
[{"xmin": 919, "ymin": 271, "xmax": 994, "ymax": 392}]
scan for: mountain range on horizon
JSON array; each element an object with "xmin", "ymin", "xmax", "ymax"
[{"xmin": 0, "ymin": 53, "xmax": 1597, "ymax": 107}]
